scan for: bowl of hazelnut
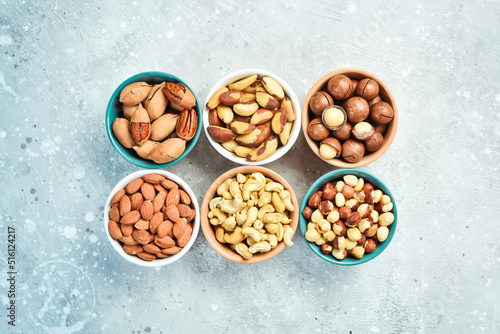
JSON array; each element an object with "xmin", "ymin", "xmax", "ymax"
[
  {"xmin": 299, "ymin": 170, "xmax": 397, "ymax": 265},
  {"xmin": 302, "ymin": 68, "xmax": 398, "ymax": 167}
]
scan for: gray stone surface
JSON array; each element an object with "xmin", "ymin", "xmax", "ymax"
[{"xmin": 1, "ymin": 0, "xmax": 499, "ymax": 333}]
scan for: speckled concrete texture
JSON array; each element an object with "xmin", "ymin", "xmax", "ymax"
[{"xmin": 1, "ymin": 1, "xmax": 499, "ymax": 333}]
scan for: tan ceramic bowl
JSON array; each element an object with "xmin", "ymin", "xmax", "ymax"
[
  {"xmin": 302, "ymin": 68, "xmax": 398, "ymax": 168},
  {"xmin": 201, "ymin": 166, "xmax": 299, "ymax": 263}
]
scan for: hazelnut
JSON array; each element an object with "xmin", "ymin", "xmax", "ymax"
[
  {"xmin": 370, "ymin": 101, "xmax": 394, "ymax": 125},
  {"xmin": 357, "ymin": 203, "xmax": 371, "ymax": 218},
  {"xmin": 368, "ymin": 95, "xmax": 382, "ymax": 107},
  {"xmin": 378, "ymin": 212, "xmax": 395, "ymax": 227},
  {"xmin": 310, "ymin": 209, "xmax": 324, "ymax": 223},
  {"xmin": 321, "ymin": 243, "xmax": 333, "ymax": 254},
  {"xmin": 363, "ymin": 239, "xmax": 377, "ymax": 254},
  {"xmin": 344, "ymin": 97, "xmax": 370, "ymax": 123},
  {"xmin": 345, "ymin": 198, "xmax": 360, "ymax": 211},
  {"xmin": 332, "ymin": 220, "xmax": 347, "ymax": 236},
  {"xmin": 322, "ymin": 106, "xmax": 347, "ymax": 130},
  {"xmin": 317, "ymin": 219, "xmax": 331, "ymax": 233},
  {"xmin": 326, "ymin": 210, "xmax": 340, "ymax": 223},
  {"xmin": 327, "ymin": 75, "xmax": 354, "ymax": 100},
  {"xmin": 345, "ymin": 212, "xmax": 361, "ymax": 227},
  {"xmin": 307, "ymin": 118, "xmax": 330, "ymax": 141},
  {"xmin": 307, "ymin": 192, "xmax": 322, "ymax": 209},
  {"xmin": 339, "ymin": 206, "xmax": 351, "ymax": 220},
  {"xmin": 332, "ymin": 122, "xmax": 353, "ymax": 141},
  {"xmin": 331, "ymin": 248, "xmax": 347, "ymax": 260},
  {"xmin": 352, "ymin": 122, "xmax": 375, "ymax": 141},
  {"xmin": 347, "ymin": 227, "xmax": 361, "ymax": 241},
  {"xmin": 302, "ymin": 206, "xmax": 313, "ymax": 219},
  {"xmin": 364, "ymin": 131, "xmax": 384, "ymax": 152},
  {"xmin": 319, "ymin": 138, "xmax": 342, "ymax": 159},
  {"xmin": 321, "ymin": 181, "xmax": 335, "ymax": 191},
  {"xmin": 363, "ymin": 183, "xmax": 375, "ymax": 194},
  {"xmin": 373, "ymin": 123, "xmax": 387, "ymax": 134},
  {"xmin": 320, "ymin": 200, "xmax": 334, "ymax": 215},
  {"xmin": 377, "ymin": 226, "xmax": 389, "ymax": 242},
  {"xmin": 341, "ymin": 139, "xmax": 365, "ymax": 163},
  {"xmin": 355, "ymin": 78, "xmax": 380, "ymax": 101},
  {"xmin": 322, "ymin": 187, "xmax": 337, "ymax": 201},
  {"xmin": 310, "ymin": 91, "xmax": 334, "ymax": 116},
  {"xmin": 369, "ymin": 210, "xmax": 379, "ymax": 223},
  {"xmin": 364, "ymin": 223, "xmax": 378, "ymax": 237},
  {"xmin": 358, "ymin": 218, "xmax": 373, "ymax": 234},
  {"xmin": 332, "ymin": 236, "xmax": 346, "ymax": 250},
  {"xmin": 354, "ymin": 191, "xmax": 366, "ymax": 203},
  {"xmin": 341, "ymin": 185, "xmax": 354, "ymax": 199},
  {"xmin": 350, "ymin": 246, "xmax": 365, "ymax": 259},
  {"xmin": 345, "ymin": 238, "xmax": 358, "ymax": 251},
  {"xmin": 357, "ymin": 234, "xmax": 366, "ymax": 246}
]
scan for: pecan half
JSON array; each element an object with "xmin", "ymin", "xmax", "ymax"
[
  {"xmin": 176, "ymin": 108, "xmax": 198, "ymax": 141},
  {"xmin": 129, "ymin": 104, "xmax": 150, "ymax": 144},
  {"xmin": 163, "ymin": 82, "xmax": 186, "ymax": 104}
]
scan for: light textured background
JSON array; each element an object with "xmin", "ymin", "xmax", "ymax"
[{"xmin": 1, "ymin": 0, "xmax": 499, "ymax": 333}]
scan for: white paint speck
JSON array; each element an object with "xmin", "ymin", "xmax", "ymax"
[
  {"xmin": 0, "ymin": 131, "xmax": 5, "ymax": 139},
  {"xmin": 85, "ymin": 211, "xmax": 94, "ymax": 222},
  {"xmin": 0, "ymin": 34, "xmax": 12, "ymax": 46},
  {"xmin": 40, "ymin": 138, "xmax": 58, "ymax": 156},
  {"xmin": 64, "ymin": 226, "xmax": 77, "ymax": 239},
  {"xmin": 348, "ymin": 4, "xmax": 357, "ymax": 12},
  {"xmin": 89, "ymin": 235, "xmax": 97, "ymax": 243},
  {"xmin": 120, "ymin": 22, "xmax": 127, "ymax": 29},
  {"xmin": 25, "ymin": 218, "xmax": 36, "ymax": 233},
  {"xmin": 495, "ymin": 94, "xmax": 500, "ymax": 103},
  {"xmin": 167, "ymin": 31, "xmax": 174, "ymax": 38},
  {"xmin": 73, "ymin": 166, "xmax": 86, "ymax": 180}
]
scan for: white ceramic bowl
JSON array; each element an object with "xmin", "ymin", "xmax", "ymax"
[
  {"xmin": 103, "ymin": 170, "xmax": 200, "ymax": 267},
  {"xmin": 203, "ymin": 69, "xmax": 302, "ymax": 165}
]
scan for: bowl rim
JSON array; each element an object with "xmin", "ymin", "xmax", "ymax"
[
  {"xmin": 301, "ymin": 68, "xmax": 399, "ymax": 168},
  {"xmin": 103, "ymin": 169, "xmax": 200, "ymax": 267},
  {"xmin": 203, "ymin": 68, "xmax": 302, "ymax": 166},
  {"xmin": 200, "ymin": 165, "xmax": 299, "ymax": 263},
  {"xmin": 299, "ymin": 169, "xmax": 397, "ymax": 265},
  {"xmin": 105, "ymin": 71, "xmax": 202, "ymax": 169}
]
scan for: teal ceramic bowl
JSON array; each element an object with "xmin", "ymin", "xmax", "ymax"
[
  {"xmin": 299, "ymin": 169, "xmax": 397, "ymax": 265},
  {"xmin": 105, "ymin": 71, "xmax": 202, "ymax": 168}
]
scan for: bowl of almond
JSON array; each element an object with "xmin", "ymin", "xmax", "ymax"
[{"xmin": 104, "ymin": 170, "xmax": 200, "ymax": 266}]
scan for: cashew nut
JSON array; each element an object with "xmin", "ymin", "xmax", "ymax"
[
  {"xmin": 257, "ymin": 204, "xmax": 275, "ymax": 219},
  {"xmin": 268, "ymin": 234, "xmax": 278, "ymax": 248},
  {"xmin": 221, "ymin": 190, "xmax": 233, "ymax": 200},
  {"xmin": 210, "ymin": 208, "xmax": 227, "ymax": 222},
  {"xmin": 221, "ymin": 216, "xmax": 237, "ymax": 231},
  {"xmin": 280, "ymin": 212, "xmax": 292, "ymax": 225},
  {"xmin": 230, "ymin": 180, "xmax": 241, "ymax": 198},
  {"xmin": 246, "ymin": 236, "xmax": 258, "ymax": 246},
  {"xmin": 242, "ymin": 206, "xmax": 258, "ymax": 228},
  {"xmin": 264, "ymin": 223, "xmax": 279, "ymax": 234},
  {"xmin": 251, "ymin": 172, "xmax": 266, "ymax": 189},
  {"xmin": 210, "ymin": 218, "xmax": 221, "ymax": 225},
  {"xmin": 276, "ymin": 223, "xmax": 284, "ymax": 242},
  {"xmin": 236, "ymin": 173, "xmax": 247, "ymax": 184},
  {"xmin": 265, "ymin": 181, "xmax": 284, "ymax": 192},
  {"xmin": 235, "ymin": 207, "xmax": 248, "ymax": 226},
  {"xmin": 253, "ymin": 219, "xmax": 264, "ymax": 230},
  {"xmin": 271, "ymin": 192, "xmax": 285, "ymax": 213},
  {"xmin": 283, "ymin": 226, "xmax": 294, "ymax": 247},
  {"xmin": 235, "ymin": 243, "xmax": 252, "ymax": 259},
  {"xmin": 217, "ymin": 178, "xmax": 233, "ymax": 196},
  {"xmin": 224, "ymin": 227, "xmax": 245, "ymax": 244},
  {"xmin": 257, "ymin": 191, "xmax": 272, "ymax": 207},
  {"xmin": 262, "ymin": 213, "xmax": 283, "ymax": 224},
  {"xmin": 248, "ymin": 241, "xmax": 271, "ymax": 254},
  {"xmin": 246, "ymin": 199, "xmax": 255, "ymax": 208},
  {"xmin": 209, "ymin": 197, "xmax": 223, "ymax": 210},
  {"xmin": 250, "ymin": 191, "xmax": 259, "ymax": 204},
  {"xmin": 215, "ymin": 227, "xmax": 225, "ymax": 243},
  {"xmin": 279, "ymin": 190, "xmax": 295, "ymax": 211},
  {"xmin": 220, "ymin": 194, "xmax": 243, "ymax": 214},
  {"xmin": 242, "ymin": 226, "xmax": 261, "ymax": 242}
]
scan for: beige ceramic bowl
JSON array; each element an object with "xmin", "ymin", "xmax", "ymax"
[
  {"xmin": 200, "ymin": 166, "xmax": 299, "ymax": 263},
  {"xmin": 302, "ymin": 68, "xmax": 398, "ymax": 168}
]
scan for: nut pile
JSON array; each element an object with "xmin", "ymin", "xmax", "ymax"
[
  {"xmin": 112, "ymin": 81, "xmax": 198, "ymax": 164},
  {"xmin": 206, "ymin": 74, "xmax": 296, "ymax": 161},
  {"xmin": 307, "ymin": 75, "xmax": 394, "ymax": 163},
  {"xmin": 302, "ymin": 174, "xmax": 394, "ymax": 260},
  {"xmin": 208, "ymin": 172, "xmax": 295, "ymax": 260},
  {"xmin": 108, "ymin": 174, "xmax": 196, "ymax": 261}
]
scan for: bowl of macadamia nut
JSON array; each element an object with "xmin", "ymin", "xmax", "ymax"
[
  {"xmin": 106, "ymin": 71, "xmax": 202, "ymax": 168},
  {"xmin": 200, "ymin": 166, "xmax": 299, "ymax": 263},
  {"xmin": 302, "ymin": 68, "xmax": 398, "ymax": 167},
  {"xmin": 299, "ymin": 170, "xmax": 397, "ymax": 265},
  {"xmin": 203, "ymin": 69, "xmax": 301, "ymax": 165}
]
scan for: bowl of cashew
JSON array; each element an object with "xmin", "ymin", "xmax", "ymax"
[{"xmin": 201, "ymin": 166, "xmax": 299, "ymax": 263}]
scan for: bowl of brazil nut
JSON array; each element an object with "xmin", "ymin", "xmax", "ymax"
[
  {"xmin": 106, "ymin": 71, "xmax": 202, "ymax": 168},
  {"xmin": 300, "ymin": 169, "xmax": 397, "ymax": 265},
  {"xmin": 104, "ymin": 170, "xmax": 200, "ymax": 267},
  {"xmin": 302, "ymin": 68, "xmax": 398, "ymax": 167},
  {"xmin": 201, "ymin": 166, "xmax": 299, "ymax": 263},
  {"xmin": 203, "ymin": 69, "xmax": 301, "ymax": 165}
]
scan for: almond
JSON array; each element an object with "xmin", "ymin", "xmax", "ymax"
[
  {"xmin": 153, "ymin": 184, "xmax": 168, "ymax": 194},
  {"xmin": 176, "ymin": 225, "xmax": 192, "ymax": 247},
  {"xmin": 165, "ymin": 205, "xmax": 180, "ymax": 222},
  {"xmin": 134, "ymin": 219, "xmax": 149, "ymax": 230},
  {"xmin": 119, "ymin": 195, "xmax": 131, "ymax": 216},
  {"xmin": 130, "ymin": 192, "xmax": 144, "ymax": 211},
  {"xmin": 154, "ymin": 235, "xmax": 175, "ymax": 248},
  {"xmin": 123, "ymin": 245, "xmax": 143, "ymax": 255},
  {"xmin": 109, "ymin": 206, "xmax": 120, "ymax": 222},
  {"xmin": 149, "ymin": 212, "xmax": 164, "ymax": 234},
  {"xmin": 143, "ymin": 173, "xmax": 166, "ymax": 185},
  {"xmin": 155, "ymin": 253, "xmax": 169, "ymax": 259},
  {"xmin": 111, "ymin": 189, "xmax": 125, "ymax": 205},
  {"xmin": 140, "ymin": 201, "xmax": 154, "ymax": 221},
  {"xmin": 143, "ymin": 243, "xmax": 161, "ymax": 254},
  {"xmin": 125, "ymin": 178, "xmax": 144, "ymax": 195},
  {"xmin": 119, "ymin": 235, "xmax": 138, "ymax": 246},
  {"xmin": 120, "ymin": 210, "xmax": 141, "ymax": 225},
  {"xmin": 161, "ymin": 179, "xmax": 178, "ymax": 190},
  {"xmin": 137, "ymin": 252, "xmax": 156, "ymax": 261},
  {"xmin": 108, "ymin": 220, "xmax": 122, "ymax": 239},
  {"xmin": 186, "ymin": 209, "xmax": 196, "ymax": 223},
  {"xmin": 161, "ymin": 246, "xmax": 183, "ymax": 255},
  {"xmin": 121, "ymin": 223, "xmax": 133, "ymax": 236},
  {"xmin": 140, "ymin": 183, "xmax": 156, "ymax": 201},
  {"xmin": 166, "ymin": 188, "xmax": 180, "ymax": 206},
  {"xmin": 132, "ymin": 230, "xmax": 151, "ymax": 245},
  {"xmin": 152, "ymin": 192, "xmax": 167, "ymax": 213},
  {"xmin": 157, "ymin": 220, "xmax": 173, "ymax": 238},
  {"xmin": 177, "ymin": 204, "xmax": 193, "ymax": 218},
  {"xmin": 173, "ymin": 218, "xmax": 187, "ymax": 239},
  {"xmin": 179, "ymin": 189, "xmax": 191, "ymax": 205}
]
